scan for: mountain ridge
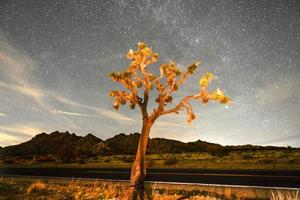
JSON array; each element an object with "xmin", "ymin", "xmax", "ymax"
[{"xmin": 0, "ymin": 131, "xmax": 293, "ymax": 161}]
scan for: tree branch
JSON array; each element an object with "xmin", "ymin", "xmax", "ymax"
[{"xmin": 157, "ymin": 95, "xmax": 196, "ymax": 117}]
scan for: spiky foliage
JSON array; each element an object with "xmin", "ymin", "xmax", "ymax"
[{"xmin": 109, "ymin": 42, "xmax": 231, "ymax": 125}]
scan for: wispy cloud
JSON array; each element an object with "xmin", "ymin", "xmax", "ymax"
[
  {"xmin": 99, "ymin": 109, "xmax": 135, "ymax": 121},
  {"xmin": 0, "ymin": 124, "xmax": 43, "ymax": 137},
  {"xmin": 256, "ymin": 134, "xmax": 300, "ymax": 147},
  {"xmin": 49, "ymin": 92, "xmax": 99, "ymax": 111},
  {"xmin": 0, "ymin": 81, "xmax": 43, "ymax": 98},
  {"xmin": 49, "ymin": 93, "xmax": 135, "ymax": 122},
  {"xmin": 0, "ymin": 112, "xmax": 6, "ymax": 117},
  {"xmin": 0, "ymin": 132, "xmax": 23, "ymax": 146},
  {"xmin": 0, "ymin": 34, "xmax": 51, "ymax": 113},
  {"xmin": 0, "ymin": 34, "xmax": 135, "ymax": 123},
  {"xmin": 53, "ymin": 110, "xmax": 99, "ymax": 118},
  {"xmin": 156, "ymin": 121, "xmax": 186, "ymax": 128},
  {"xmin": 255, "ymin": 80, "xmax": 295, "ymax": 106},
  {"xmin": 0, "ymin": 79, "xmax": 135, "ymax": 122}
]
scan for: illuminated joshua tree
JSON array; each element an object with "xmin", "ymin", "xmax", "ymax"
[{"xmin": 108, "ymin": 42, "xmax": 231, "ymax": 199}]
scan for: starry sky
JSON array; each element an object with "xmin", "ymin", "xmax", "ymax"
[{"xmin": 0, "ymin": 0, "xmax": 299, "ymax": 147}]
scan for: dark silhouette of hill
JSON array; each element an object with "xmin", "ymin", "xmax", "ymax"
[
  {"xmin": 106, "ymin": 133, "xmax": 141, "ymax": 154},
  {"xmin": 0, "ymin": 131, "xmax": 291, "ymax": 160},
  {"xmin": 0, "ymin": 131, "xmax": 102, "ymax": 160}
]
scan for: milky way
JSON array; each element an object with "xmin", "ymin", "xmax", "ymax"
[{"xmin": 0, "ymin": 0, "xmax": 299, "ymax": 147}]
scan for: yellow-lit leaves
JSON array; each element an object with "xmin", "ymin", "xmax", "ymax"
[
  {"xmin": 127, "ymin": 49, "xmax": 135, "ymax": 60},
  {"xmin": 186, "ymin": 104, "xmax": 196, "ymax": 125},
  {"xmin": 187, "ymin": 62, "xmax": 200, "ymax": 74},
  {"xmin": 164, "ymin": 95, "xmax": 173, "ymax": 103},
  {"xmin": 113, "ymin": 100, "xmax": 119, "ymax": 110},
  {"xmin": 199, "ymin": 90, "xmax": 210, "ymax": 104},
  {"xmin": 172, "ymin": 83, "xmax": 179, "ymax": 91},
  {"xmin": 133, "ymin": 80, "xmax": 143, "ymax": 88},
  {"xmin": 148, "ymin": 73, "xmax": 157, "ymax": 82},
  {"xmin": 161, "ymin": 62, "xmax": 182, "ymax": 77},
  {"xmin": 109, "ymin": 90, "xmax": 138, "ymax": 110},
  {"xmin": 178, "ymin": 61, "xmax": 201, "ymax": 86},
  {"xmin": 199, "ymin": 87, "xmax": 231, "ymax": 105},
  {"xmin": 109, "ymin": 71, "xmax": 144, "ymax": 91},
  {"xmin": 137, "ymin": 42, "xmax": 146, "ymax": 50},
  {"xmin": 160, "ymin": 62, "xmax": 182, "ymax": 87},
  {"xmin": 109, "ymin": 71, "xmax": 132, "ymax": 81},
  {"xmin": 108, "ymin": 42, "xmax": 232, "ymax": 124},
  {"xmin": 211, "ymin": 88, "xmax": 232, "ymax": 104},
  {"xmin": 197, "ymin": 72, "xmax": 231, "ymax": 105},
  {"xmin": 127, "ymin": 42, "xmax": 158, "ymax": 70},
  {"xmin": 199, "ymin": 72, "xmax": 215, "ymax": 88}
]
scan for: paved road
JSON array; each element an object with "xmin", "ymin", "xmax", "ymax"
[{"xmin": 1, "ymin": 167, "xmax": 299, "ymax": 188}]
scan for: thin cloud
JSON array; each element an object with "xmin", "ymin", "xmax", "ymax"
[
  {"xmin": 255, "ymin": 73, "xmax": 299, "ymax": 106},
  {"xmin": 0, "ymin": 81, "xmax": 43, "ymax": 98},
  {"xmin": 156, "ymin": 121, "xmax": 186, "ymax": 128},
  {"xmin": 0, "ymin": 112, "xmax": 6, "ymax": 117},
  {"xmin": 49, "ymin": 92, "xmax": 100, "ymax": 111},
  {"xmin": 100, "ymin": 109, "xmax": 135, "ymax": 121},
  {"xmin": 0, "ymin": 34, "xmax": 36, "ymax": 86},
  {"xmin": 0, "ymin": 132, "xmax": 23, "ymax": 146},
  {"xmin": 0, "ymin": 35, "xmax": 134, "ymax": 123},
  {"xmin": 0, "ymin": 124, "xmax": 43, "ymax": 137},
  {"xmin": 53, "ymin": 110, "xmax": 99, "ymax": 118},
  {"xmin": 0, "ymin": 79, "xmax": 135, "ymax": 122},
  {"xmin": 50, "ymin": 93, "xmax": 135, "ymax": 122},
  {"xmin": 256, "ymin": 134, "xmax": 300, "ymax": 146}
]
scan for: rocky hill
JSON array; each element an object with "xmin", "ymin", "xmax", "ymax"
[
  {"xmin": 0, "ymin": 131, "xmax": 290, "ymax": 161},
  {"xmin": 0, "ymin": 131, "xmax": 102, "ymax": 159}
]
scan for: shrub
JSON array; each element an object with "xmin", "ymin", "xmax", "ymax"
[
  {"xmin": 147, "ymin": 159, "xmax": 154, "ymax": 167},
  {"xmin": 260, "ymin": 158, "xmax": 275, "ymax": 164},
  {"xmin": 119, "ymin": 156, "xmax": 134, "ymax": 163},
  {"xmin": 242, "ymin": 154, "xmax": 254, "ymax": 160},
  {"xmin": 164, "ymin": 157, "xmax": 178, "ymax": 165},
  {"xmin": 209, "ymin": 149, "xmax": 230, "ymax": 157},
  {"xmin": 27, "ymin": 180, "xmax": 46, "ymax": 194},
  {"xmin": 288, "ymin": 158, "xmax": 297, "ymax": 163},
  {"xmin": 56, "ymin": 144, "xmax": 76, "ymax": 163},
  {"xmin": 2, "ymin": 159, "xmax": 15, "ymax": 164},
  {"xmin": 36, "ymin": 155, "xmax": 55, "ymax": 162}
]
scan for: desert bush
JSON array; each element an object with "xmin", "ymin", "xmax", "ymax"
[
  {"xmin": 56, "ymin": 144, "xmax": 76, "ymax": 163},
  {"xmin": 288, "ymin": 158, "xmax": 298, "ymax": 164},
  {"xmin": 164, "ymin": 157, "xmax": 179, "ymax": 165},
  {"xmin": 119, "ymin": 155, "xmax": 134, "ymax": 163},
  {"xmin": 147, "ymin": 159, "xmax": 154, "ymax": 167},
  {"xmin": 260, "ymin": 158, "xmax": 276, "ymax": 164},
  {"xmin": 27, "ymin": 180, "xmax": 46, "ymax": 194},
  {"xmin": 2, "ymin": 159, "xmax": 15, "ymax": 164},
  {"xmin": 36, "ymin": 155, "xmax": 55, "ymax": 162},
  {"xmin": 242, "ymin": 153, "xmax": 254, "ymax": 160},
  {"xmin": 208, "ymin": 147, "xmax": 230, "ymax": 157}
]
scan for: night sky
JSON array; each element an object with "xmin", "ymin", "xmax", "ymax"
[{"xmin": 0, "ymin": 0, "xmax": 299, "ymax": 147}]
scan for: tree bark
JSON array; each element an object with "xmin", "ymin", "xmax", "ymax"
[{"xmin": 119, "ymin": 119, "xmax": 153, "ymax": 200}]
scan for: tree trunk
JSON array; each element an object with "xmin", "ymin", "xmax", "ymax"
[{"xmin": 119, "ymin": 119, "xmax": 153, "ymax": 200}]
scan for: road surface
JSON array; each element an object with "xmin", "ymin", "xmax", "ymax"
[{"xmin": 1, "ymin": 167, "xmax": 299, "ymax": 188}]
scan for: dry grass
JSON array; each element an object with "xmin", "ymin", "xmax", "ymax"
[
  {"xmin": 270, "ymin": 189, "xmax": 300, "ymax": 200},
  {"xmin": 0, "ymin": 177, "xmax": 299, "ymax": 200},
  {"xmin": 26, "ymin": 180, "xmax": 124, "ymax": 199},
  {"xmin": 0, "ymin": 178, "xmax": 222, "ymax": 200}
]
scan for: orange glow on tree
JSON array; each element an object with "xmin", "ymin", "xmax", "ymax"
[
  {"xmin": 108, "ymin": 42, "xmax": 231, "ymax": 199},
  {"xmin": 109, "ymin": 42, "xmax": 231, "ymax": 125}
]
